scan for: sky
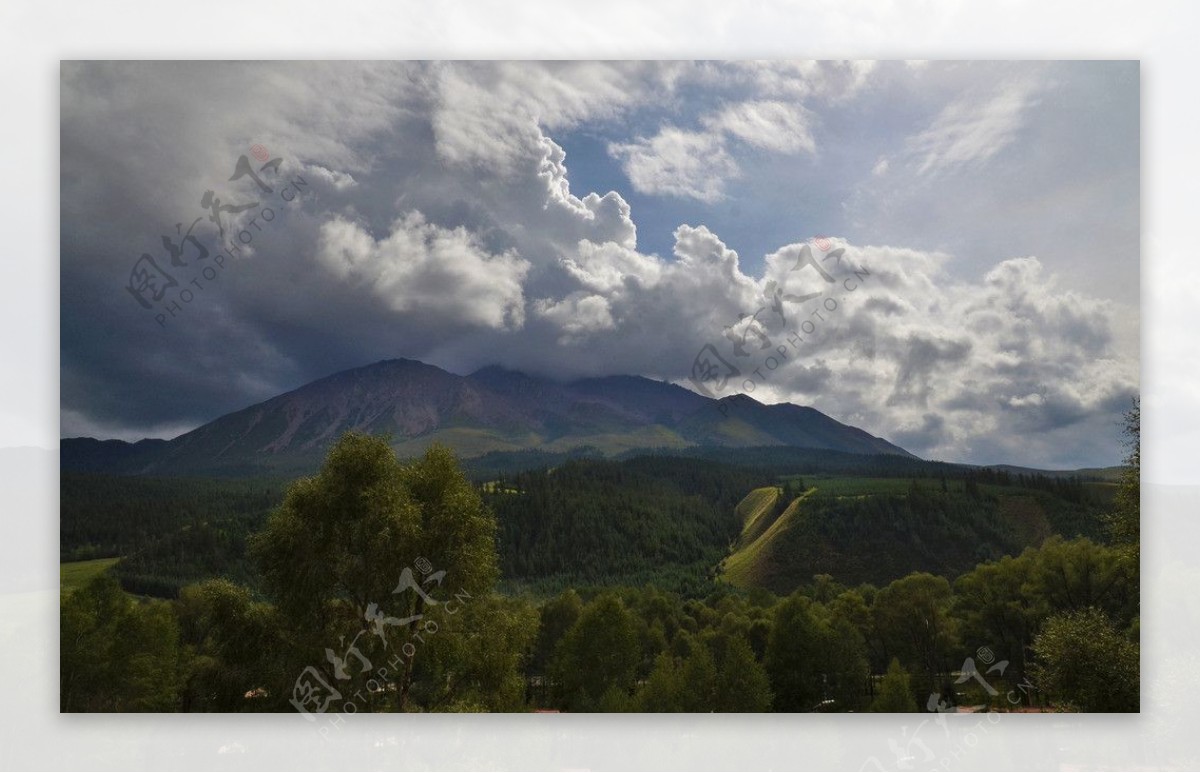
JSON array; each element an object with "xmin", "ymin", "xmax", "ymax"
[{"xmin": 60, "ymin": 60, "xmax": 1140, "ymax": 468}]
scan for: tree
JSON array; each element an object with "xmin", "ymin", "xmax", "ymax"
[
  {"xmin": 677, "ymin": 644, "xmax": 720, "ymax": 711},
  {"xmin": 175, "ymin": 579, "xmax": 287, "ymax": 712},
  {"xmin": 638, "ymin": 628, "xmax": 768, "ymax": 710},
  {"xmin": 712, "ymin": 634, "xmax": 773, "ymax": 712},
  {"xmin": 61, "ymin": 575, "xmax": 181, "ymax": 711},
  {"xmin": 822, "ymin": 614, "xmax": 870, "ymax": 710},
  {"xmin": 1031, "ymin": 607, "xmax": 1138, "ymax": 712},
  {"xmin": 636, "ymin": 635, "xmax": 772, "ymax": 712},
  {"xmin": 1026, "ymin": 536, "xmax": 1136, "ymax": 627},
  {"xmin": 531, "ymin": 589, "xmax": 583, "ymax": 676},
  {"xmin": 416, "ymin": 595, "xmax": 538, "ymax": 712},
  {"xmin": 249, "ymin": 433, "xmax": 499, "ymax": 710},
  {"xmin": 637, "ymin": 651, "xmax": 685, "ymax": 712},
  {"xmin": 764, "ymin": 594, "xmax": 826, "ymax": 711},
  {"xmin": 872, "ymin": 573, "xmax": 956, "ymax": 693},
  {"xmin": 953, "ymin": 553, "xmax": 1036, "ymax": 678},
  {"xmin": 552, "ymin": 593, "xmax": 639, "ymax": 711},
  {"xmin": 1106, "ymin": 398, "xmax": 1140, "ymax": 560},
  {"xmin": 870, "ymin": 658, "xmax": 917, "ymax": 712},
  {"xmin": 811, "ymin": 573, "xmax": 842, "ymax": 603}
]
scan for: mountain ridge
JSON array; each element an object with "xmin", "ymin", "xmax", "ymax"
[{"xmin": 61, "ymin": 358, "xmax": 914, "ymax": 476}]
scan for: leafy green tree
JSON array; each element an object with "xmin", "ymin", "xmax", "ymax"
[
  {"xmin": 764, "ymin": 593, "xmax": 826, "ymax": 711},
  {"xmin": 872, "ymin": 573, "xmax": 956, "ymax": 693},
  {"xmin": 249, "ymin": 433, "xmax": 499, "ymax": 710},
  {"xmin": 552, "ymin": 593, "xmax": 639, "ymax": 710},
  {"xmin": 811, "ymin": 573, "xmax": 843, "ymax": 603},
  {"xmin": 1031, "ymin": 607, "xmax": 1139, "ymax": 712},
  {"xmin": 416, "ymin": 595, "xmax": 538, "ymax": 712},
  {"xmin": 61, "ymin": 575, "xmax": 181, "ymax": 711},
  {"xmin": 829, "ymin": 589, "xmax": 880, "ymax": 670},
  {"xmin": 870, "ymin": 658, "xmax": 917, "ymax": 712},
  {"xmin": 953, "ymin": 553, "xmax": 1036, "ymax": 677},
  {"xmin": 531, "ymin": 589, "xmax": 583, "ymax": 675},
  {"xmin": 637, "ymin": 652, "xmax": 685, "ymax": 711},
  {"xmin": 677, "ymin": 644, "xmax": 720, "ymax": 711},
  {"xmin": 822, "ymin": 614, "xmax": 870, "ymax": 710},
  {"xmin": 596, "ymin": 684, "xmax": 634, "ymax": 712},
  {"xmin": 670, "ymin": 627, "xmax": 697, "ymax": 658},
  {"xmin": 636, "ymin": 635, "xmax": 771, "ymax": 712},
  {"xmin": 1106, "ymin": 398, "xmax": 1140, "ymax": 560},
  {"xmin": 1026, "ymin": 536, "xmax": 1136, "ymax": 627},
  {"xmin": 712, "ymin": 634, "xmax": 773, "ymax": 712},
  {"xmin": 112, "ymin": 597, "xmax": 182, "ymax": 711},
  {"xmin": 175, "ymin": 579, "xmax": 287, "ymax": 711}
]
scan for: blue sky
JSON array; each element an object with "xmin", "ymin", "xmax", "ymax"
[
  {"xmin": 59, "ymin": 61, "xmax": 1139, "ymax": 468},
  {"xmin": 557, "ymin": 61, "xmax": 1138, "ymax": 306}
]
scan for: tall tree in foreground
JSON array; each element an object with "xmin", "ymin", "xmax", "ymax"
[
  {"xmin": 1031, "ymin": 607, "xmax": 1139, "ymax": 712},
  {"xmin": 872, "ymin": 572, "xmax": 956, "ymax": 693},
  {"xmin": 249, "ymin": 433, "xmax": 498, "ymax": 711},
  {"xmin": 953, "ymin": 552, "xmax": 1036, "ymax": 678}
]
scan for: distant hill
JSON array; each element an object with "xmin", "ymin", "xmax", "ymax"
[
  {"xmin": 60, "ymin": 358, "xmax": 913, "ymax": 477},
  {"xmin": 60, "ymin": 451, "xmax": 1111, "ymax": 598},
  {"xmin": 720, "ymin": 474, "xmax": 1106, "ymax": 592},
  {"xmin": 984, "ymin": 464, "xmax": 1126, "ymax": 482}
]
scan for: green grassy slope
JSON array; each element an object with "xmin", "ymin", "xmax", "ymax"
[
  {"xmin": 60, "ymin": 558, "xmax": 119, "ymax": 596},
  {"xmin": 720, "ymin": 475, "xmax": 1106, "ymax": 593},
  {"xmin": 734, "ymin": 487, "xmax": 781, "ymax": 543},
  {"xmin": 723, "ymin": 487, "xmax": 813, "ymax": 587}
]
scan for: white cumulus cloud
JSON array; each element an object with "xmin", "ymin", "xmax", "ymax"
[{"xmin": 317, "ymin": 212, "xmax": 531, "ymax": 331}]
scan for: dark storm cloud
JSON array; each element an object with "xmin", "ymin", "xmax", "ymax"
[{"xmin": 60, "ymin": 62, "xmax": 1138, "ymax": 468}]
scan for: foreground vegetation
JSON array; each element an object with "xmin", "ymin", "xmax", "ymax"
[{"xmin": 60, "ymin": 402, "xmax": 1140, "ymax": 713}]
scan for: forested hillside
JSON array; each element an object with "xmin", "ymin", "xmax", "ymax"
[
  {"xmin": 60, "ymin": 474, "xmax": 286, "ymax": 596},
  {"xmin": 485, "ymin": 457, "xmax": 765, "ymax": 595},
  {"xmin": 60, "ymin": 418, "xmax": 1141, "ymax": 714},
  {"xmin": 61, "ymin": 451, "xmax": 1114, "ymax": 598},
  {"xmin": 722, "ymin": 475, "xmax": 1105, "ymax": 593}
]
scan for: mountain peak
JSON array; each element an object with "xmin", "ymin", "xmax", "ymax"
[{"xmin": 61, "ymin": 357, "xmax": 914, "ymax": 476}]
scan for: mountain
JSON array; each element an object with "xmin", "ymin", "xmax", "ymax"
[
  {"xmin": 61, "ymin": 358, "xmax": 914, "ymax": 476},
  {"xmin": 984, "ymin": 463, "xmax": 1126, "ymax": 482}
]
